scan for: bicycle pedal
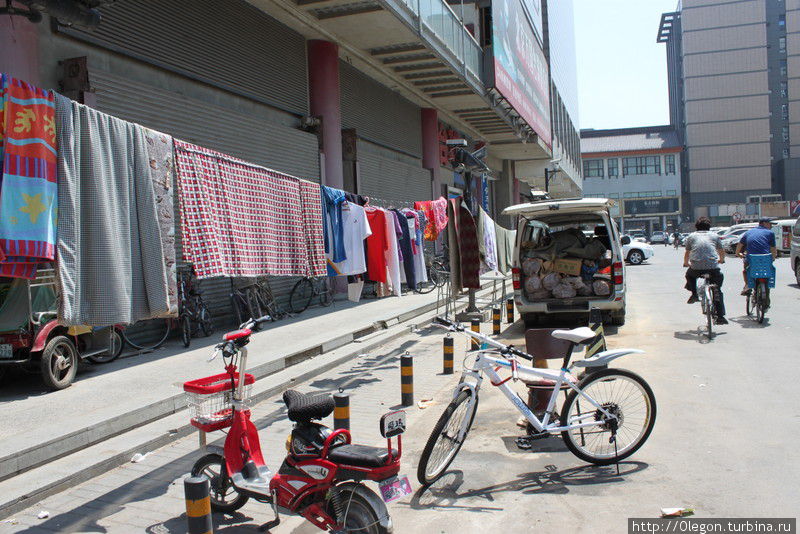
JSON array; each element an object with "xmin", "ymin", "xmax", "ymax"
[{"xmin": 515, "ymin": 437, "xmax": 533, "ymax": 450}]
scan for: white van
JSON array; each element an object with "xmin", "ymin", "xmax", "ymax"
[
  {"xmin": 504, "ymin": 198, "xmax": 626, "ymax": 327},
  {"xmin": 789, "ymin": 217, "xmax": 800, "ymax": 285},
  {"xmin": 771, "ymin": 218, "xmax": 796, "ymax": 255}
]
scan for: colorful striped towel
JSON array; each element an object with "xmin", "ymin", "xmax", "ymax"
[{"xmin": 0, "ymin": 74, "xmax": 58, "ymax": 279}]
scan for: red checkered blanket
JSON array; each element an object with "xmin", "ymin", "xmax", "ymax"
[{"xmin": 175, "ymin": 141, "xmax": 325, "ymax": 279}]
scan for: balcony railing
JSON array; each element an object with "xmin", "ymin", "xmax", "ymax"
[{"xmin": 396, "ymin": 0, "xmax": 483, "ymax": 79}]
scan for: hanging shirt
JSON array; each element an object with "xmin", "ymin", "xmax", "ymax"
[
  {"xmin": 322, "ymin": 186, "xmax": 347, "ymax": 263},
  {"xmin": 327, "ymin": 202, "xmax": 371, "ymax": 276},
  {"xmin": 365, "ymin": 207, "xmax": 389, "ymax": 283}
]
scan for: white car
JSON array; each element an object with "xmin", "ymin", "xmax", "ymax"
[
  {"xmin": 620, "ymin": 235, "xmax": 654, "ymax": 265},
  {"xmin": 719, "ymin": 227, "xmax": 752, "ymax": 253}
]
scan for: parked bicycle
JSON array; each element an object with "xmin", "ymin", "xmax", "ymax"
[
  {"xmin": 231, "ymin": 277, "xmax": 288, "ymax": 326},
  {"xmin": 417, "ymin": 317, "xmax": 656, "ymax": 486},
  {"xmin": 745, "ymin": 253, "xmax": 775, "ymax": 324},
  {"xmin": 289, "ymin": 276, "xmax": 332, "ymax": 313},
  {"xmin": 697, "ymin": 274, "xmax": 718, "ymax": 337},
  {"xmin": 178, "ymin": 267, "xmax": 214, "ymax": 348}
]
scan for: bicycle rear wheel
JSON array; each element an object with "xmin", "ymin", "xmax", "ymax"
[
  {"xmin": 417, "ymin": 389, "xmax": 478, "ymax": 486},
  {"xmin": 121, "ymin": 318, "xmax": 171, "ymax": 351},
  {"xmin": 756, "ymin": 282, "xmax": 767, "ymax": 324},
  {"xmin": 705, "ymin": 288, "xmax": 714, "ymax": 336},
  {"xmin": 561, "ymin": 368, "xmax": 656, "ymax": 465},
  {"xmin": 317, "ymin": 278, "xmax": 333, "ymax": 307},
  {"xmin": 290, "ymin": 278, "xmax": 314, "ymax": 314},
  {"xmin": 746, "ymin": 288, "xmax": 754, "ymax": 316}
]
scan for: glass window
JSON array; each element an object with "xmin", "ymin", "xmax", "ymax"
[
  {"xmin": 623, "ymin": 192, "xmax": 635, "ymax": 198},
  {"xmin": 783, "ymin": 126, "xmax": 790, "ymax": 142},
  {"xmin": 781, "ymin": 59, "xmax": 788, "ymax": 77},
  {"xmin": 783, "ymin": 148, "xmax": 790, "ymax": 158},
  {"xmin": 781, "ymin": 82, "xmax": 788, "ymax": 98},
  {"xmin": 609, "ymin": 193, "xmax": 619, "ymax": 199},
  {"xmin": 782, "ymin": 104, "xmax": 789, "ymax": 120},
  {"xmin": 665, "ymin": 154, "xmax": 676, "ymax": 174},
  {"xmin": 583, "ymin": 159, "xmax": 604, "ymax": 178},
  {"xmin": 780, "ymin": 37, "xmax": 787, "ymax": 53},
  {"xmin": 779, "ymin": 14, "xmax": 786, "ymax": 27},
  {"xmin": 607, "ymin": 158, "xmax": 619, "ymax": 177},
  {"xmin": 622, "ymin": 156, "xmax": 661, "ymax": 176},
  {"xmin": 667, "ymin": 189, "xmax": 677, "ymax": 196}
]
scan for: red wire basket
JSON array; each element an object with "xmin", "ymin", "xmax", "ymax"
[{"xmin": 183, "ymin": 372, "xmax": 255, "ymax": 432}]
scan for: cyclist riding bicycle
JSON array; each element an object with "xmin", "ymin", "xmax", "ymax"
[
  {"xmin": 736, "ymin": 217, "xmax": 777, "ymax": 296},
  {"xmin": 683, "ymin": 216, "xmax": 728, "ymax": 325}
]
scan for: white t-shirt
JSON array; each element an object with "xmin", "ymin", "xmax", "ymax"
[{"xmin": 327, "ymin": 202, "xmax": 372, "ymax": 276}]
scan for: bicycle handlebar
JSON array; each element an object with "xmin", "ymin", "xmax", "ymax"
[{"xmin": 432, "ymin": 316, "xmax": 533, "ymax": 361}]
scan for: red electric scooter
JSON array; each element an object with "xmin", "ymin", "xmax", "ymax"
[{"xmin": 185, "ymin": 316, "xmax": 409, "ymax": 533}]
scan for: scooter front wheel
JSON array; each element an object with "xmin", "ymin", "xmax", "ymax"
[{"xmin": 192, "ymin": 453, "xmax": 249, "ymax": 514}]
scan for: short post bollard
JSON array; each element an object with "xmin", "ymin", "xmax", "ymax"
[
  {"xmin": 492, "ymin": 307, "xmax": 501, "ymax": 335},
  {"xmin": 401, "ymin": 352, "xmax": 414, "ymax": 407},
  {"xmin": 333, "ymin": 389, "xmax": 350, "ymax": 430},
  {"xmin": 470, "ymin": 319, "xmax": 480, "ymax": 350},
  {"xmin": 443, "ymin": 334, "xmax": 454, "ymax": 375},
  {"xmin": 184, "ymin": 475, "xmax": 213, "ymax": 534},
  {"xmin": 506, "ymin": 298, "xmax": 514, "ymax": 323}
]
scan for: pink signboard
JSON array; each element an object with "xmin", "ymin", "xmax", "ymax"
[{"xmin": 491, "ymin": 0, "xmax": 551, "ymax": 148}]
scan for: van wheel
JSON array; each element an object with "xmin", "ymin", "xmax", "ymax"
[
  {"xmin": 610, "ymin": 310, "xmax": 626, "ymax": 326},
  {"xmin": 522, "ymin": 313, "xmax": 540, "ymax": 328},
  {"xmin": 40, "ymin": 336, "xmax": 79, "ymax": 390},
  {"xmin": 627, "ymin": 250, "xmax": 644, "ymax": 265},
  {"xmin": 795, "ymin": 260, "xmax": 800, "ymax": 286}
]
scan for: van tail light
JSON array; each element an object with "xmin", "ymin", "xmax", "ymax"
[
  {"xmin": 613, "ymin": 262, "xmax": 623, "ymax": 286},
  {"xmin": 512, "ymin": 267, "xmax": 521, "ymax": 290}
]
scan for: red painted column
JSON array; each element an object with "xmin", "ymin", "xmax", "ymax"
[
  {"xmin": 421, "ymin": 108, "xmax": 439, "ymax": 198},
  {"xmin": 0, "ymin": 7, "xmax": 41, "ymax": 85},
  {"xmin": 307, "ymin": 40, "xmax": 343, "ymax": 189}
]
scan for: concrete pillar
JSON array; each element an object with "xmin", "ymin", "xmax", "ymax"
[
  {"xmin": 308, "ymin": 40, "xmax": 343, "ymax": 189},
  {"xmin": 0, "ymin": 7, "xmax": 41, "ymax": 85},
  {"xmin": 421, "ymin": 108, "xmax": 439, "ymax": 198}
]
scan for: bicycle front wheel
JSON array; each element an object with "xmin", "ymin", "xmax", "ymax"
[
  {"xmin": 318, "ymin": 278, "xmax": 333, "ymax": 307},
  {"xmin": 121, "ymin": 318, "xmax": 172, "ymax": 351},
  {"xmin": 417, "ymin": 388, "xmax": 478, "ymax": 486},
  {"xmin": 560, "ymin": 368, "xmax": 656, "ymax": 465},
  {"xmin": 290, "ymin": 278, "xmax": 313, "ymax": 314}
]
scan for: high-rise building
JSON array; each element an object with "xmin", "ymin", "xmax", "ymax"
[{"xmin": 659, "ymin": 0, "xmax": 800, "ymax": 220}]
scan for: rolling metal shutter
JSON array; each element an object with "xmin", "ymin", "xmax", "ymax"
[
  {"xmin": 58, "ymin": 0, "xmax": 309, "ymax": 115},
  {"xmin": 357, "ymin": 140, "xmax": 432, "ymax": 204},
  {"xmin": 91, "ymin": 71, "xmax": 318, "ymax": 328},
  {"xmin": 340, "ymin": 62, "xmax": 422, "ymax": 158}
]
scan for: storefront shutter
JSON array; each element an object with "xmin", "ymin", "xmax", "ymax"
[{"xmin": 356, "ymin": 140, "xmax": 432, "ymax": 204}]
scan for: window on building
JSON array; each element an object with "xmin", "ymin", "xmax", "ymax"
[
  {"xmin": 782, "ymin": 104, "xmax": 789, "ymax": 120},
  {"xmin": 781, "ymin": 59, "xmax": 788, "ymax": 77},
  {"xmin": 779, "ymin": 14, "xmax": 786, "ymax": 27},
  {"xmin": 783, "ymin": 148, "xmax": 790, "ymax": 158},
  {"xmin": 783, "ymin": 126, "xmax": 790, "ymax": 142},
  {"xmin": 622, "ymin": 156, "xmax": 661, "ymax": 176},
  {"xmin": 779, "ymin": 37, "xmax": 787, "ymax": 53},
  {"xmin": 609, "ymin": 193, "xmax": 619, "ymax": 199},
  {"xmin": 667, "ymin": 189, "xmax": 677, "ymax": 196},
  {"xmin": 583, "ymin": 159, "xmax": 604, "ymax": 178},
  {"xmin": 781, "ymin": 82, "xmax": 788, "ymax": 98},
  {"xmin": 623, "ymin": 192, "xmax": 635, "ymax": 198},
  {"xmin": 607, "ymin": 158, "xmax": 619, "ymax": 177},
  {"xmin": 665, "ymin": 154, "xmax": 676, "ymax": 174}
]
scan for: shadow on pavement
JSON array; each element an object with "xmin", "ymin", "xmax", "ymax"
[
  {"xmin": 728, "ymin": 315, "xmax": 771, "ymax": 328},
  {"xmin": 408, "ymin": 461, "xmax": 649, "ymax": 511},
  {"xmin": 673, "ymin": 328, "xmax": 726, "ymax": 344}
]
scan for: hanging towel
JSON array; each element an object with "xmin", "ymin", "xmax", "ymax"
[
  {"xmin": 144, "ymin": 128, "xmax": 178, "ymax": 315},
  {"xmin": 477, "ymin": 207, "xmax": 498, "ymax": 273},
  {"xmin": 495, "ymin": 222, "xmax": 516, "ymax": 274},
  {"xmin": 414, "ymin": 196, "xmax": 449, "ymax": 241},
  {"xmin": 0, "ymin": 75, "xmax": 58, "ymax": 279},
  {"xmin": 298, "ymin": 181, "xmax": 327, "ymax": 277},
  {"xmin": 55, "ymin": 94, "xmax": 170, "ymax": 326},
  {"xmin": 175, "ymin": 140, "xmax": 322, "ymax": 279}
]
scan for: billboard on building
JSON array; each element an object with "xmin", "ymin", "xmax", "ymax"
[
  {"xmin": 491, "ymin": 0, "xmax": 552, "ymax": 148},
  {"xmin": 624, "ymin": 198, "xmax": 679, "ymax": 216},
  {"xmin": 521, "ymin": 0, "xmax": 544, "ymax": 44}
]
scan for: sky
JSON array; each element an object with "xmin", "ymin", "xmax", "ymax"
[{"xmin": 574, "ymin": 0, "xmax": 679, "ymax": 130}]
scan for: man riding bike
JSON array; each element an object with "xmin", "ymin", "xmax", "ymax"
[
  {"xmin": 683, "ymin": 216, "xmax": 728, "ymax": 325},
  {"xmin": 736, "ymin": 217, "xmax": 777, "ymax": 296},
  {"xmin": 672, "ymin": 230, "xmax": 681, "ymax": 249}
]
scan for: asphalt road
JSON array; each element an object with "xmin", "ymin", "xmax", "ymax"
[{"xmin": 392, "ymin": 246, "xmax": 800, "ymax": 532}]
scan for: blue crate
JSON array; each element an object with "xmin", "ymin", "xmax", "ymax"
[{"xmin": 746, "ymin": 254, "xmax": 776, "ymax": 288}]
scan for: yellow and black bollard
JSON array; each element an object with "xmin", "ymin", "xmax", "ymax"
[
  {"xmin": 443, "ymin": 334, "xmax": 454, "ymax": 375},
  {"xmin": 401, "ymin": 352, "xmax": 414, "ymax": 407},
  {"xmin": 506, "ymin": 298, "xmax": 514, "ymax": 323},
  {"xmin": 492, "ymin": 308, "xmax": 501, "ymax": 335},
  {"xmin": 333, "ymin": 389, "xmax": 350, "ymax": 430},
  {"xmin": 184, "ymin": 475, "xmax": 213, "ymax": 534},
  {"xmin": 470, "ymin": 319, "xmax": 480, "ymax": 350}
]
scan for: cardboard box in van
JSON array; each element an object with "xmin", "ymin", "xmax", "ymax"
[{"xmin": 552, "ymin": 258, "xmax": 582, "ymax": 276}]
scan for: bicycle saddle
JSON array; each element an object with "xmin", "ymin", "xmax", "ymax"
[
  {"xmin": 283, "ymin": 389, "xmax": 334, "ymax": 422},
  {"xmin": 551, "ymin": 327, "xmax": 596, "ymax": 344}
]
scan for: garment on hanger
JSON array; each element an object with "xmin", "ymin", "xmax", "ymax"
[
  {"xmin": 447, "ymin": 199, "xmax": 462, "ymax": 295},
  {"xmin": 327, "ymin": 201, "xmax": 371, "ymax": 276},
  {"xmin": 477, "ymin": 207, "xmax": 498, "ymax": 274},
  {"xmin": 392, "ymin": 209, "xmax": 416, "ymax": 289},
  {"xmin": 344, "ymin": 192, "xmax": 368, "ymax": 206},
  {"xmin": 495, "ymin": 222, "xmax": 516, "ymax": 274},
  {"xmin": 322, "ymin": 186, "xmax": 347, "ymax": 264},
  {"xmin": 55, "ymin": 94, "xmax": 170, "ymax": 326},
  {"xmin": 299, "ymin": 181, "xmax": 327, "ymax": 277},
  {"xmin": 0, "ymin": 75, "xmax": 58, "ymax": 279},
  {"xmin": 364, "ymin": 207, "xmax": 388, "ymax": 283},
  {"xmin": 414, "ymin": 197, "xmax": 449, "ymax": 241},
  {"xmin": 383, "ymin": 208, "xmax": 402, "ymax": 297},
  {"xmin": 458, "ymin": 203, "xmax": 481, "ymax": 288}
]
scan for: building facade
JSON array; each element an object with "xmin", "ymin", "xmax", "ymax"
[
  {"xmin": 659, "ymin": 0, "xmax": 800, "ymax": 220},
  {"xmin": 581, "ymin": 126, "xmax": 683, "ymax": 234}
]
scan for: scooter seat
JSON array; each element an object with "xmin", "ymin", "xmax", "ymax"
[
  {"xmin": 327, "ymin": 444, "xmax": 397, "ymax": 468},
  {"xmin": 283, "ymin": 389, "xmax": 334, "ymax": 422}
]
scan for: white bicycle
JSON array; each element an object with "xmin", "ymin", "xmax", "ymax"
[{"xmin": 417, "ymin": 317, "xmax": 657, "ymax": 486}]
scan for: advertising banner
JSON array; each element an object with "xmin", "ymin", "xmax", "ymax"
[
  {"xmin": 491, "ymin": 0, "xmax": 551, "ymax": 147},
  {"xmin": 624, "ymin": 198, "xmax": 680, "ymax": 216}
]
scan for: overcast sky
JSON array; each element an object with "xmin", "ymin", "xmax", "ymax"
[{"xmin": 574, "ymin": 0, "xmax": 679, "ymax": 130}]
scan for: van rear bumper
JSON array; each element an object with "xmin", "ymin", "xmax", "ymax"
[{"xmin": 514, "ymin": 290, "xmax": 625, "ymax": 314}]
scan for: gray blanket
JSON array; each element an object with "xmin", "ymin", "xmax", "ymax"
[{"xmin": 55, "ymin": 94, "xmax": 170, "ymax": 326}]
